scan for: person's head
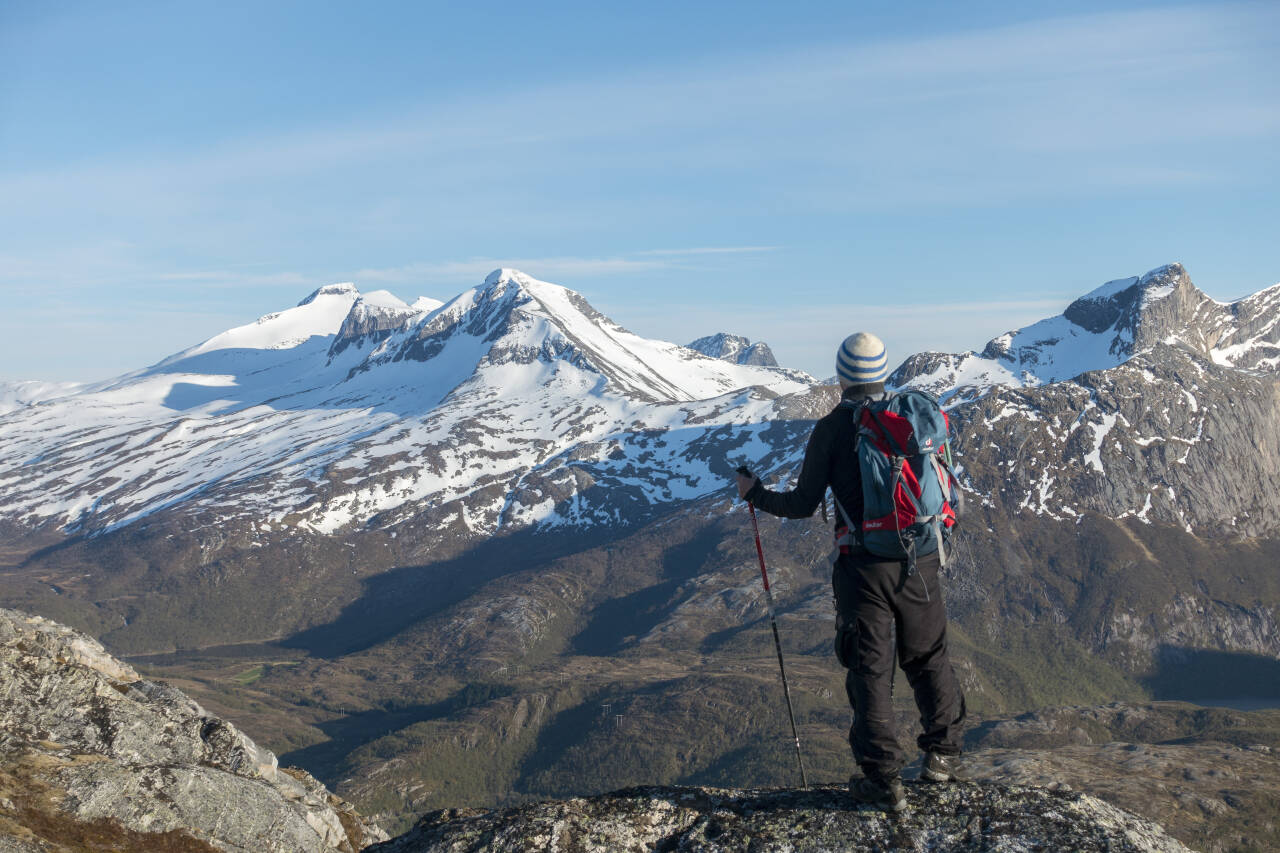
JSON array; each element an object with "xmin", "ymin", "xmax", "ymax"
[{"xmin": 836, "ymin": 332, "xmax": 888, "ymax": 392}]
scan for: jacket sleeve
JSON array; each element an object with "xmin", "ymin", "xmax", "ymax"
[{"xmin": 744, "ymin": 417, "xmax": 833, "ymax": 519}]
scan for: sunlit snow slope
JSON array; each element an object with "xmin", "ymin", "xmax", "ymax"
[
  {"xmin": 0, "ymin": 270, "xmax": 814, "ymax": 537},
  {"xmin": 888, "ymin": 263, "xmax": 1280, "ymax": 535},
  {"xmin": 892, "ymin": 264, "xmax": 1280, "ymax": 403},
  {"xmin": 3, "ymin": 263, "xmax": 1277, "ymax": 541}
]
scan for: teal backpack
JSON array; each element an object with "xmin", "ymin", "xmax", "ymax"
[{"xmin": 834, "ymin": 390, "xmax": 962, "ymax": 573}]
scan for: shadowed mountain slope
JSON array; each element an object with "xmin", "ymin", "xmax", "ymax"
[{"xmin": 2, "ymin": 263, "xmax": 1278, "ymax": 852}]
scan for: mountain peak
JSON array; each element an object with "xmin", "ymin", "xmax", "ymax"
[
  {"xmin": 893, "ymin": 262, "xmax": 1253, "ymax": 403},
  {"xmin": 1063, "ymin": 263, "xmax": 1193, "ymax": 335},
  {"xmin": 298, "ymin": 282, "xmax": 360, "ymax": 307},
  {"xmin": 1140, "ymin": 261, "xmax": 1187, "ymax": 285},
  {"xmin": 372, "ymin": 269, "xmax": 809, "ymax": 407},
  {"xmin": 483, "ymin": 267, "xmax": 527, "ymax": 287},
  {"xmin": 687, "ymin": 333, "xmax": 779, "ymax": 367},
  {"xmin": 359, "ymin": 289, "xmax": 411, "ymax": 312},
  {"xmin": 1026, "ymin": 261, "xmax": 1203, "ymax": 358},
  {"xmin": 477, "ymin": 268, "xmax": 571, "ymax": 305},
  {"xmin": 163, "ymin": 281, "xmax": 362, "ymax": 363}
]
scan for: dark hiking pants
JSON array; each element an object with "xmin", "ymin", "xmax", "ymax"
[{"xmin": 832, "ymin": 548, "xmax": 966, "ymax": 779}]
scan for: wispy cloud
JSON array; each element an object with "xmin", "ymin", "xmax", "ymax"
[
  {"xmin": 149, "ymin": 270, "xmax": 314, "ymax": 289},
  {"xmin": 609, "ymin": 297, "xmax": 1078, "ymax": 378},
  {"xmin": 635, "ymin": 247, "xmax": 780, "ymax": 257},
  {"xmin": 0, "ymin": 244, "xmax": 314, "ymax": 294},
  {"xmin": 4, "ymin": 2, "xmax": 1276, "ymax": 223},
  {"xmin": 353, "ymin": 256, "xmax": 669, "ymax": 286},
  {"xmin": 352, "ymin": 247, "xmax": 778, "ymax": 287}
]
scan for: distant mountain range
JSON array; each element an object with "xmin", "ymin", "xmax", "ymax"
[
  {"xmin": 3, "ymin": 263, "xmax": 1275, "ymax": 541},
  {"xmin": 1, "ymin": 262, "xmax": 1277, "ymax": 846},
  {"xmin": 0, "ymin": 269, "xmax": 812, "ymax": 539}
]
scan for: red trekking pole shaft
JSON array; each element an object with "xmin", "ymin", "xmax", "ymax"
[{"xmin": 738, "ymin": 467, "xmax": 809, "ymax": 788}]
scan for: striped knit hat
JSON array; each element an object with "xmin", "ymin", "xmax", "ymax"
[{"xmin": 836, "ymin": 332, "xmax": 888, "ymax": 385}]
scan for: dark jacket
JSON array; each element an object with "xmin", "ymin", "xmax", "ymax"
[{"xmin": 745, "ymin": 384, "xmax": 886, "ymax": 527}]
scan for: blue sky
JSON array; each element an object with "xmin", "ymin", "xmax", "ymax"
[{"xmin": 2, "ymin": 0, "xmax": 1277, "ymax": 381}]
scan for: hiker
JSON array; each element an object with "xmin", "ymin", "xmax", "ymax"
[{"xmin": 734, "ymin": 332, "xmax": 967, "ymax": 812}]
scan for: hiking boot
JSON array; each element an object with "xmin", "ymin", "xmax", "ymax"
[
  {"xmin": 849, "ymin": 773, "xmax": 907, "ymax": 812},
  {"xmin": 921, "ymin": 751, "xmax": 968, "ymax": 782}
]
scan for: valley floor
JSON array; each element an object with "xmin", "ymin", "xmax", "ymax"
[{"xmin": 130, "ymin": 643, "xmax": 1280, "ymax": 853}]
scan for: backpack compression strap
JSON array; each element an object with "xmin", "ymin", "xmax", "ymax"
[{"xmin": 832, "ymin": 494, "xmax": 857, "ymax": 552}]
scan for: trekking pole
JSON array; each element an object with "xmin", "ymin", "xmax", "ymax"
[{"xmin": 736, "ymin": 466, "xmax": 809, "ymax": 789}]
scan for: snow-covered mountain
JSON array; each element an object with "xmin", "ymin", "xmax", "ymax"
[
  {"xmin": 886, "ymin": 263, "xmax": 1280, "ymax": 537},
  {"xmin": 0, "ymin": 269, "xmax": 813, "ymax": 538},
  {"xmin": 0, "ymin": 380, "xmax": 83, "ymax": 416},
  {"xmin": 891, "ymin": 264, "xmax": 1280, "ymax": 403},
  {"xmin": 686, "ymin": 333, "xmax": 778, "ymax": 367},
  {"xmin": 329, "ymin": 289, "xmax": 420, "ymax": 357},
  {"xmin": 2, "ymin": 262, "xmax": 1277, "ymax": 544}
]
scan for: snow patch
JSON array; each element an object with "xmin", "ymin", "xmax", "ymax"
[{"xmin": 1084, "ymin": 413, "xmax": 1118, "ymax": 474}]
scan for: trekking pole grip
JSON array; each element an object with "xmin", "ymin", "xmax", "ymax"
[{"xmin": 735, "ymin": 465, "xmax": 757, "ymax": 504}]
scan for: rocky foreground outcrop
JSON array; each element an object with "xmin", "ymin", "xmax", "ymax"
[
  {"xmin": 0, "ymin": 608, "xmax": 387, "ymax": 852},
  {"xmin": 370, "ymin": 782, "xmax": 1193, "ymax": 853}
]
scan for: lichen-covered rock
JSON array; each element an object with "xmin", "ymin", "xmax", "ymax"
[
  {"xmin": 0, "ymin": 608, "xmax": 388, "ymax": 852},
  {"xmin": 370, "ymin": 782, "xmax": 1193, "ymax": 853}
]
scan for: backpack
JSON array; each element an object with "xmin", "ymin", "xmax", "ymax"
[{"xmin": 833, "ymin": 389, "xmax": 962, "ymax": 572}]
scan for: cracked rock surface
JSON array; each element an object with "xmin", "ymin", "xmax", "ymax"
[
  {"xmin": 370, "ymin": 782, "xmax": 1193, "ymax": 853},
  {"xmin": 0, "ymin": 608, "xmax": 387, "ymax": 852}
]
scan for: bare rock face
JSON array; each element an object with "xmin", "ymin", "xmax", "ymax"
[
  {"xmin": 687, "ymin": 333, "xmax": 780, "ymax": 367},
  {"xmin": 947, "ymin": 342, "xmax": 1280, "ymax": 538},
  {"xmin": 370, "ymin": 783, "xmax": 1192, "ymax": 853},
  {"xmin": 329, "ymin": 294, "xmax": 420, "ymax": 358},
  {"xmin": 0, "ymin": 608, "xmax": 387, "ymax": 852}
]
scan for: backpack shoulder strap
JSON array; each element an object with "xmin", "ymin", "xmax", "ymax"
[{"xmin": 830, "ymin": 397, "xmax": 870, "ymax": 546}]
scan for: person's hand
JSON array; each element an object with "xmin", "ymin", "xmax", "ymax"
[{"xmin": 736, "ymin": 471, "xmax": 758, "ymax": 500}]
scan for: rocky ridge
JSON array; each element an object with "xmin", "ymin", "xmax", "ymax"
[
  {"xmin": 2, "ymin": 263, "xmax": 1274, "ymax": 550},
  {"xmin": 0, "ymin": 268, "xmax": 812, "ymax": 540},
  {"xmin": 883, "ymin": 263, "xmax": 1280, "ymax": 539},
  {"xmin": 329, "ymin": 290, "xmax": 421, "ymax": 358},
  {"xmin": 369, "ymin": 782, "xmax": 1192, "ymax": 853},
  {"xmin": 0, "ymin": 608, "xmax": 386, "ymax": 852},
  {"xmin": 892, "ymin": 263, "xmax": 1280, "ymax": 402},
  {"xmin": 686, "ymin": 332, "xmax": 779, "ymax": 366}
]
